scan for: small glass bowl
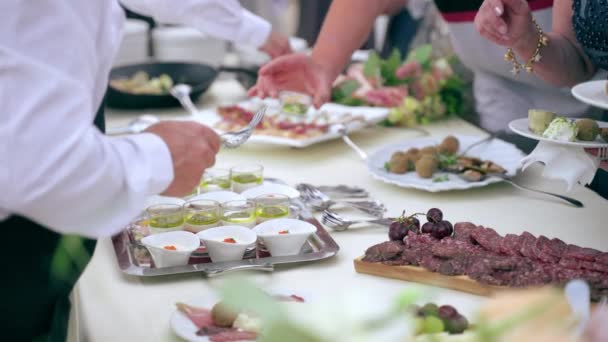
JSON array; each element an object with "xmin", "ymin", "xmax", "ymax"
[
  {"xmin": 199, "ymin": 168, "xmax": 231, "ymax": 193},
  {"xmin": 183, "ymin": 199, "xmax": 221, "ymax": 233},
  {"xmin": 220, "ymin": 199, "xmax": 257, "ymax": 228},
  {"xmin": 254, "ymin": 194, "xmax": 290, "ymax": 223},
  {"xmin": 146, "ymin": 204, "xmax": 185, "ymax": 234},
  {"xmin": 230, "ymin": 164, "xmax": 264, "ymax": 193},
  {"xmin": 279, "ymin": 91, "xmax": 312, "ymax": 115}
]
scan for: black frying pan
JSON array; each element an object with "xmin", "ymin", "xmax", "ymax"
[{"xmin": 106, "ymin": 62, "xmax": 257, "ymax": 109}]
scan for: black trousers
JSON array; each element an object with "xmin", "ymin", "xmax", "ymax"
[{"xmin": 0, "ymin": 106, "xmax": 104, "ymax": 341}]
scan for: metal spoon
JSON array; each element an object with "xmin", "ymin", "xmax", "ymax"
[
  {"xmin": 457, "ymin": 172, "xmax": 584, "ymax": 208},
  {"xmin": 170, "ymin": 84, "xmax": 199, "ymax": 116},
  {"xmin": 321, "ymin": 210, "xmax": 393, "ymax": 231},
  {"xmin": 106, "ymin": 114, "xmax": 160, "ymax": 135}
]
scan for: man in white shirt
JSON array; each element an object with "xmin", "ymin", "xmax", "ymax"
[{"xmin": 0, "ymin": 1, "xmax": 289, "ymax": 340}]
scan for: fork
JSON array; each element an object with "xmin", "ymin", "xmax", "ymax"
[
  {"xmin": 298, "ymin": 184, "xmax": 386, "ymax": 217},
  {"xmin": 220, "ymin": 106, "xmax": 266, "ymax": 148},
  {"xmin": 321, "ymin": 210, "xmax": 393, "ymax": 231}
]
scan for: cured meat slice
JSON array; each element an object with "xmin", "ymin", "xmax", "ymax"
[
  {"xmin": 438, "ymin": 259, "xmax": 466, "ymax": 276},
  {"xmin": 558, "ymin": 258, "xmax": 582, "ymax": 270},
  {"xmin": 470, "ymin": 227, "xmax": 503, "ymax": 253},
  {"xmin": 453, "ymin": 222, "xmax": 476, "ymax": 242},
  {"xmin": 363, "ymin": 241, "xmax": 404, "ymax": 262},
  {"xmin": 519, "ymin": 232, "xmax": 537, "ymax": 258},
  {"xmin": 430, "ymin": 239, "xmax": 473, "ymax": 259},
  {"xmin": 540, "ymin": 238, "xmax": 567, "ymax": 258},
  {"xmin": 580, "ymin": 261, "xmax": 608, "ymax": 274},
  {"xmin": 210, "ymin": 330, "xmax": 257, "ymax": 342},
  {"xmin": 197, "ymin": 326, "xmax": 234, "ymax": 336},
  {"xmin": 596, "ymin": 252, "xmax": 608, "ymax": 265},
  {"xmin": 563, "ymin": 245, "xmax": 600, "ymax": 261},
  {"xmin": 499, "ymin": 234, "xmax": 522, "ymax": 256},
  {"xmin": 175, "ymin": 303, "xmax": 213, "ymax": 329},
  {"xmin": 400, "ymin": 248, "xmax": 422, "ymax": 266},
  {"xmin": 534, "ymin": 236, "xmax": 559, "ymax": 263},
  {"xmin": 419, "ymin": 255, "xmax": 443, "ymax": 272}
]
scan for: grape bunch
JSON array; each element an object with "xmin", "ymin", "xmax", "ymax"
[
  {"xmin": 414, "ymin": 303, "xmax": 469, "ymax": 335},
  {"xmin": 421, "ymin": 208, "xmax": 453, "ymax": 239},
  {"xmin": 388, "ymin": 211, "xmax": 421, "ymax": 241}
]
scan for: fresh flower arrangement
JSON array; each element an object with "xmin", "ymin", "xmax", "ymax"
[{"xmin": 331, "ymin": 45, "xmax": 466, "ymax": 127}]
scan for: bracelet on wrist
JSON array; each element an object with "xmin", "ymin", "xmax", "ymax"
[{"xmin": 504, "ymin": 17, "xmax": 549, "ymax": 75}]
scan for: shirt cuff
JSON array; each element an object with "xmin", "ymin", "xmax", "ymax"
[
  {"xmin": 123, "ymin": 132, "xmax": 174, "ymax": 195},
  {"xmin": 236, "ymin": 8, "xmax": 272, "ymax": 48}
]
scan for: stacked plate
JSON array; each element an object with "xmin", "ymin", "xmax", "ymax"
[
  {"xmin": 113, "ymin": 19, "xmax": 149, "ymax": 67},
  {"xmin": 152, "ymin": 25, "xmax": 227, "ymax": 67}
]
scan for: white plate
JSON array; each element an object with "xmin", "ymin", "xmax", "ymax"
[
  {"xmin": 572, "ymin": 80, "xmax": 608, "ymax": 110},
  {"xmin": 367, "ymin": 135, "xmax": 524, "ymax": 192},
  {"xmin": 508, "ymin": 118, "xmax": 608, "ymax": 148},
  {"xmin": 241, "ymin": 184, "xmax": 300, "ymax": 200},
  {"xmin": 170, "ymin": 289, "xmax": 309, "ymax": 342},
  {"xmin": 191, "ymin": 98, "xmax": 389, "ymax": 148}
]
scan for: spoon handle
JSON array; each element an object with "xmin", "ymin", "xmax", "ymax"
[
  {"xmin": 503, "ymin": 179, "xmax": 584, "ymax": 208},
  {"xmin": 175, "ymin": 92, "xmax": 199, "ymax": 116}
]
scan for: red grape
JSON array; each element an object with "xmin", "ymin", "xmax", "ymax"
[
  {"xmin": 438, "ymin": 305, "xmax": 457, "ymax": 320},
  {"xmin": 389, "ymin": 221, "xmax": 408, "ymax": 241},
  {"xmin": 432, "ymin": 223, "xmax": 451, "ymax": 239},
  {"xmin": 438, "ymin": 220, "xmax": 454, "ymax": 237},
  {"xmin": 426, "ymin": 208, "xmax": 443, "ymax": 223},
  {"xmin": 421, "ymin": 222, "xmax": 435, "ymax": 234},
  {"xmin": 407, "ymin": 217, "xmax": 421, "ymax": 232}
]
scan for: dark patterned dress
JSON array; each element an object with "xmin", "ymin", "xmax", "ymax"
[{"xmin": 573, "ymin": 0, "xmax": 608, "ymax": 70}]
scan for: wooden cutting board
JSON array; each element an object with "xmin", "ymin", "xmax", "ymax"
[{"xmin": 354, "ymin": 256, "xmax": 506, "ymax": 296}]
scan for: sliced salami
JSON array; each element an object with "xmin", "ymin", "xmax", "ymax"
[
  {"xmin": 563, "ymin": 245, "xmax": 600, "ymax": 261},
  {"xmin": 519, "ymin": 232, "xmax": 537, "ymax": 258},
  {"xmin": 470, "ymin": 227, "xmax": 503, "ymax": 253}
]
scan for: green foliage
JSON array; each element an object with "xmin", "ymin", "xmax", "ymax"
[
  {"xmin": 406, "ymin": 44, "xmax": 433, "ymax": 69},
  {"xmin": 439, "ymin": 76, "xmax": 465, "ymax": 116},
  {"xmin": 332, "ymin": 79, "xmax": 365, "ymax": 106}
]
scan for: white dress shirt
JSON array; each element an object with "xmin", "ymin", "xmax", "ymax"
[{"xmin": 0, "ymin": 0, "xmax": 271, "ymax": 238}]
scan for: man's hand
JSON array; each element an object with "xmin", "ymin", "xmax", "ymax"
[
  {"xmin": 474, "ymin": 0, "xmax": 536, "ymax": 56},
  {"xmin": 247, "ymin": 54, "xmax": 333, "ymax": 108},
  {"xmin": 145, "ymin": 121, "xmax": 220, "ymax": 197},
  {"xmin": 258, "ymin": 31, "xmax": 292, "ymax": 59}
]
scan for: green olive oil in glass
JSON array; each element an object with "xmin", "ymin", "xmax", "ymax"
[
  {"xmin": 221, "ymin": 200, "xmax": 256, "ymax": 228},
  {"xmin": 146, "ymin": 204, "xmax": 185, "ymax": 234},
  {"xmin": 254, "ymin": 194, "xmax": 290, "ymax": 223},
  {"xmin": 184, "ymin": 199, "xmax": 221, "ymax": 233},
  {"xmin": 230, "ymin": 165, "xmax": 263, "ymax": 193}
]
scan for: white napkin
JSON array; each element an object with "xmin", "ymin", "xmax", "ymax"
[{"xmin": 520, "ymin": 141, "xmax": 599, "ymax": 191}]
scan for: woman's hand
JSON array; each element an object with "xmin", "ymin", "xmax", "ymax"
[
  {"xmin": 258, "ymin": 31, "xmax": 292, "ymax": 59},
  {"xmin": 474, "ymin": 0, "xmax": 537, "ymax": 56},
  {"xmin": 247, "ymin": 54, "xmax": 334, "ymax": 108}
]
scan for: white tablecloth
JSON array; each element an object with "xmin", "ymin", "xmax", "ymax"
[{"xmin": 73, "ymin": 80, "xmax": 608, "ymax": 341}]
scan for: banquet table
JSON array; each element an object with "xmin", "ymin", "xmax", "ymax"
[{"xmin": 73, "ymin": 79, "xmax": 608, "ymax": 341}]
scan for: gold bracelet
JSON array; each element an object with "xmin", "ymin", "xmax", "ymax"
[{"xmin": 504, "ymin": 17, "xmax": 549, "ymax": 75}]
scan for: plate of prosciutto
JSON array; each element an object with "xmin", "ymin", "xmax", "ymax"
[
  {"xmin": 190, "ymin": 98, "xmax": 389, "ymax": 148},
  {"xmin": 171, "ymin": 289, "xmax": 308, "ymax": 341}
]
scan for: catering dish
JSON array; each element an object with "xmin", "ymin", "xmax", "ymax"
[
  {"xmin": 357, "ymin": 208, "xmax": 608, "ymax": 301},
  {"xmin": 111, "ymin": 193, "xmax": 339, "ymax": 276},
  {"xmin": 110, "ymin": 71, "xmax": 174, "ymax": 95},
  {"xmin": 197, "ymin": 226, "xmax": 257, "ymax": 262},
  {"xmin": 509, "ymin": 117, "xmax": 608, "ymax": 148},
  {"xmin": 571, "ymin": 80, "xmax": 608, "ymax": 110},
  {"xmin": 384, "ymin": 136, "xmax": 506, "ymax": 182},
  {"xmin": 192, "ymin": 98, "xmax": 389, "ymax": 148},
  {"xmin": 171, "ymin": 290, "xmax": 306, "ymax": 342},
  {"xmin": 141, "ymin": 231, "xmax": 200, "ymax": 268},
  {"xmin": 367, "ymin": 135, "xmax": 523, "ymax": 192}
]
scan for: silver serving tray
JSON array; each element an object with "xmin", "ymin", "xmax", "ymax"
[{"xmin": 111, "ymin": 202, "xmax": 340, "ymax": 277}]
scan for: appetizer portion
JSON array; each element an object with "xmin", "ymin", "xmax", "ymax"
[
  {"xmin": 527, "ymin": 109, "xmax": 606, "ymax": 143},
  {"xmin": 214, "ymin": 105, "xmax": 365, "ymax": 140},
  {"xmin": 110, "ymin": 71, "xmax": 174, "ymax": 95},
  {"xmin": 384, "ymin": 136, "xmax": 506, "ymax": 182},
  {"xmin": 176, "ymin": 294, "xmax": 305, "ymax": 341},
  {"xmin": 363, "ymin": 208, "xmax": 608, "ymax": 301}
]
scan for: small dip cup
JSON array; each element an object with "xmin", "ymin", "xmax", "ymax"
[
  {"xmin": 221, "ymin": 200, "xmax": 256, "ymax": 228},
  {"xmin": 254, "ymin": 194, "xmax": 290, "ymax": 223},
  {"xmin": 230, "ymin": 164, "xmax": 264, "ymax": 193},
  {"xmin": 199, "ymin": 168, "xmax": 231, "ymax": 193},
  {"xmin": 141, "ymin": 231, "xmax": 200, "ymax": 267},
  {"xmin": 183, "ymin": 199, "xmax": 221, "ymax": 233},
  {"xmin": 196, "ymin": 226, "xmax": 257, "ymax": 262},
  {"xmin": 146, "ymin": 204, "xmax": 185, "ymax": 234},
  {"xmin": 279, "ymin": 91, "xmax": 312, "ymax": 115},
  {"xmin": 241, "ymin": 183, "xmax": 300, "ymax": 200},
  {"xmin": 253, "ymin": 218, "xmax": 316, "ymax": 257}
]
